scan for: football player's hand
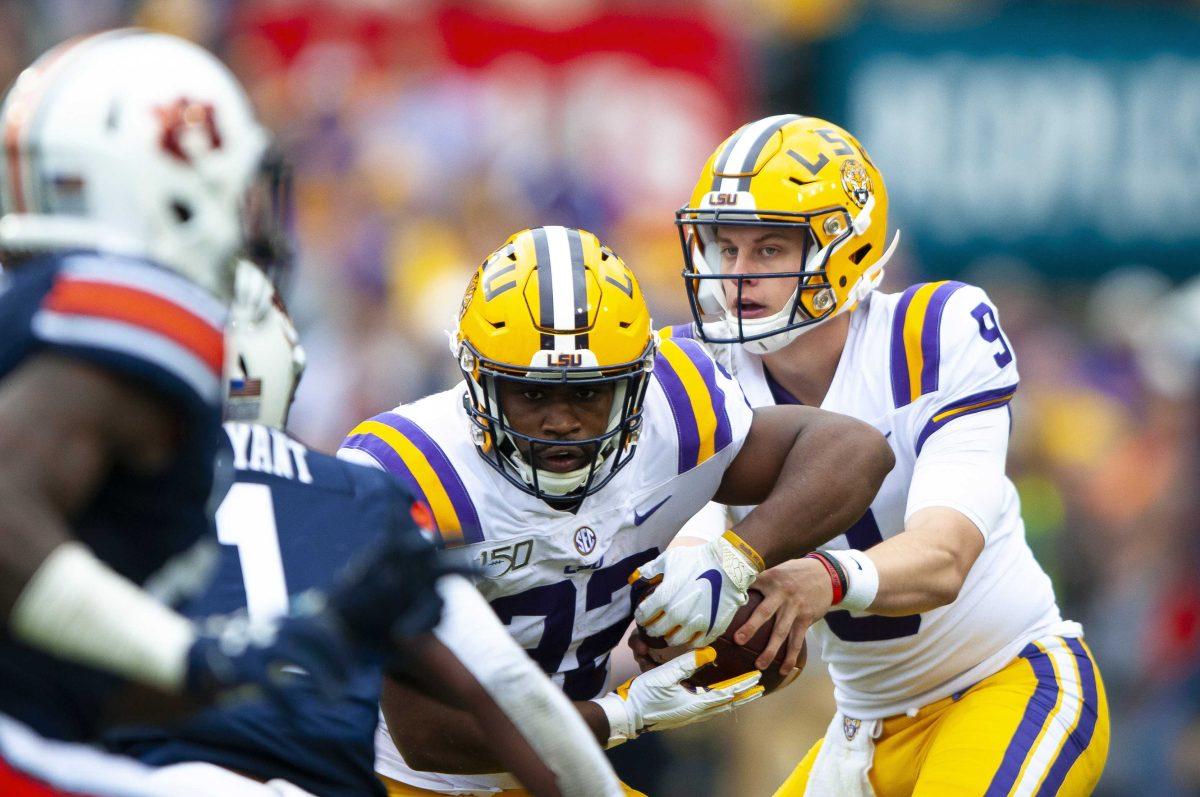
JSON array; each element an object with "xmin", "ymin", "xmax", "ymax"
[
  {"xmin": 184, "ymin": 596, "xmax": 358, "ymax": 707},
  {"xmin": 630, "ymin": 533, "xmax": 763, "ymax": 647},
  {"xmin": 592, "ymin": 648, "xmax": 763, "ymax": 745},
  {"xmin": 325, "ymin": 526, "xmax": 455, "ymax": 661},
  {"xmin": 736, "ymin": 557, "xmax": 832, "ymax": 675}
]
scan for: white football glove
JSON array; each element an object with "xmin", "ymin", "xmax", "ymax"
[
  {"xmin": 631, "ymin": 531, "xmax": 764, "ymax": 647},
  {"xmin": 591, "ymin": 647, "xmax": 763, "ymax": 747}
]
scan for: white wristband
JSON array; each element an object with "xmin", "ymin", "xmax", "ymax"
[
  {"xmin": 824, "ymin": 548, "xmax": 879, "ymax": 612},
  {"xmin": 591, "ymin": 692, "xmax": 637, "ymax": 748},
  {"xmin": 10, "ymin": 542, "xmax": 196, "ymax": 691}
]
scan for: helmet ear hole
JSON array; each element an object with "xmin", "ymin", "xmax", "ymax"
[
  {"xmin": 849, "ymin": 244, "xmax": 871, "ymax": 265},
  {"xmin": 171, "ymin": 200, "xmax": 193, "ymax": 224}
]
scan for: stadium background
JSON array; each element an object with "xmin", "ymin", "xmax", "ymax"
[{"xmin": 2, "ymin": 0, "xmax": 1197, "ymax": 793}]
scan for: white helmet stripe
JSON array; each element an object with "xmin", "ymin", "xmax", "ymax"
[
  {"xmin": 544, "ymin": 225, "xmax": 584, "ymax": 352},
  {"xmin": 1, "ymin": 30, "xmax": 129, "ymax": 214},
  {"xmin": 713, "ymin": 114, "xmax": 801, "ymax": 194}
]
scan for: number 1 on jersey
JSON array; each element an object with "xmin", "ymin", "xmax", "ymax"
[{"xmin": 215, "ymin": 482, "xmax": 290, "ymax": 623}]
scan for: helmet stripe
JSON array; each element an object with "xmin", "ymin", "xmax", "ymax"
[
  {"xmin": 712, "ymin": 114, "xmax": 802, "ymax": 194},
  {"xmin": 566, "ymin": 227, "xmax": 589, "ymax": 350},
  {"xmin": 2, "ymin": 30, "xmax": 131, "ymax": 214},
  {"xmin": 543, "ymin": 225, "xmax": 585, "ymax": 352},
  {"xmin": 532, "ymin": 226, "xmax": 556, "ymax": 350}
]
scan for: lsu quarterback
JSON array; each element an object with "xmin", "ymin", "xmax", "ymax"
[
  {"xmin": 657, "ymin": 114, "xmax": 1110, "ymax": 795},
  {"xmin": 338, "ymin": 225, "xmax": 894, "ymax": 795}
]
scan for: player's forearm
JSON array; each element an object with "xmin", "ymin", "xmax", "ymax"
[
  {"xmin": 732, "ymin": 414, "xmax": 893, "ymax": 567},
  {"xmin": 0, "ymin": 485, "xmax": 70, "ymax": 617},
  {"xmin": 864, "ymin": 508, "xmax": 983, "ymax": 616}
]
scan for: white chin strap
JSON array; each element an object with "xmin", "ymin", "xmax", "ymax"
[{"xmin": 716, "ymin": 227, "xmax": 901, "ymax": 356}]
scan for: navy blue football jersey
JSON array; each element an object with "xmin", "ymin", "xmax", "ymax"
[
  {"xmin": 108, "ymin": 422, "xmax": 434, "ymax": 797},
  {"xmin": 0, "ymin": 251, "xmax": 227, "ymax": 741}
]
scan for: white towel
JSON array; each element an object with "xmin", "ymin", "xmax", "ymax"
[{"xmin": 802, "ymin": 711, "xmax": 880, "ymax": 797}]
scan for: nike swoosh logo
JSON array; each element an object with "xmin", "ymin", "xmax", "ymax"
[
  {"xmin": 697, "ymin": 569, "xmax": 722, "ymax": 635},
  {"xmin": 633, "ymin": 495, "xmax": 672, "ymax": 526},
  {"xmin": 884, "ymin": 430, "xmax": 892, "ymax": 439}
]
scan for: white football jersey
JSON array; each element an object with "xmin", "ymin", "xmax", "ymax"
[
  {"xmin": 667, "ymin": 281, "xmax": 1079, "ymax": 720},
  {"xmin": 338, "ymin": 336, "xmax": 753, "ymax": 793}
]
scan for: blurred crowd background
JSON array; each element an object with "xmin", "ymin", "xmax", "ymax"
[{"xmin": 2, "ymin": 0, "xmax": 1198, "ymax": 793}]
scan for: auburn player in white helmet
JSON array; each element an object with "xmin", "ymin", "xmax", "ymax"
[
  {"xmin": 339, "ymin": 225, "xmax": 893, "ymax": 796},
  {"xmin": 656, "ymin": 114, "xmax": 1110, "ymax": 795},
  {"xmin": 0, "ymin": 31, "xmax": 444, "ymax": 796}
]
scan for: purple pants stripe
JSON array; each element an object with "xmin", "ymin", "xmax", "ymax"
[
  {"xmin": 985, "ymin": 643, "xmax": 1062, "ymax": 797},
  {"xmin": 653, "ymin": 352, "xmax": 701, "ymax": 474},
  {"xmin": 889, "ymin": 284, "xmax": 921, "ymax": 407},
  {"xmin": 918, "ymin": 281, "xmax": 967, "ymax": 395},
  {"xmin": 1035, "ymin": 639, "xmax": 1101, "ymax": 795}
]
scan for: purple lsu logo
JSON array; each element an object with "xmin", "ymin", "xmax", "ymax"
[
  {"xmin": 708, "ymin": 192, "xmax": 740, "ymax": 206},
  {"xmin": 546, "ymin": 352, "xmax": 583, "ymax": 367}
]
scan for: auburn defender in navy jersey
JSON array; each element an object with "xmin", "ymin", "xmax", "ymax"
[
  {"xmin": 107, "ymin": 263, "xmax": 624, "ymax": 797},
  {"xmin": 0, "ymin": 33, "xmax": 445, "ymax": 796},
  {"xmin": 111, "ymin": 421, "xmax": 434, "ymax": 797}
]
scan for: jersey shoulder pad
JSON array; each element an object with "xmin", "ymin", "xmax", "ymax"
[
  {"xmin": 32, "ymin": 252, "xmax": 227, "ymax": 407},
  {"xmin": 339, "ymin": 397, "xmax": 483, "ymax": 546},
  {"xmin": 651, "ymin": 336, "xmax": 742, "ymax": 475},
  {"xmin": 886, "ymin": 282, "xmax": 1019, "ymax": 453},
  {"xmin": 886, "ymin": 281, "xmax": 1017, "ymax": 406}
]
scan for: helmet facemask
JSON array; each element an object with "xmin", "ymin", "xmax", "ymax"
[
  {"xmin": 677, "ymin": 206, "xmax": 853, "ymax": 354},
  {"xmin": 458, "ymin": 341, "xmax": 654, "ymax": 510}
]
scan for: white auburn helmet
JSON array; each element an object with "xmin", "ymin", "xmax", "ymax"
[
  {"xmin": 224, "ymin": 260, "xmax": 305, "ymax": 429},
  {"xmin": 0, "ymin": 29, "xmax": 279, "ymax": 300}
]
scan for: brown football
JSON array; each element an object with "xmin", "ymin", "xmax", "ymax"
[{"xmin": 637, "ymin": 589, "xmax": 805, "ymax": 694}]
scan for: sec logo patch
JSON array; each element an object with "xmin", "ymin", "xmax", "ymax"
[{"xmin": 573, "ymin": 526, "xmax": 597, "ymax": 556}]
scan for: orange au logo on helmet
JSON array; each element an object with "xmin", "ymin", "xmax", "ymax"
[
  {"xmin": 155, "ymin": 97, "xmax": 222, "ymax": 164},
  {"xmin": 841, "ymin": 159, "xmax": 872, "ymax": 208}
]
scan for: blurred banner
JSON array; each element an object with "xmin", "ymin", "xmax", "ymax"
[{"xmin": 814, "ymin": 3, "xmax": 1200, "ymax": 279}]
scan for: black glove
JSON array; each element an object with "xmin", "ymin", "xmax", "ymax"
[{"xmin": 183, "ymin": 594, "xmax": 358, "ymax": 706}]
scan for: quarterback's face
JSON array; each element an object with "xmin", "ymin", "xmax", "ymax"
[
  {"xmin": 496, "ymin": 380, "xmax": 616, "ymax": 473},
  {"xmin": 714, "ymin": 226, "xmax": 809, "ymax": 318}
]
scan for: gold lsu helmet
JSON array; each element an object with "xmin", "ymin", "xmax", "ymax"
[
  {"xmin": 455, "ymin": 226, "xmax": 655, "ymax": 505},
  {"xmin": 676, "ymin": 114, "xmax": 900, "ymax": 354}
]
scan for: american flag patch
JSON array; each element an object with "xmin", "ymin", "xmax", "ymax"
[{"xmin": 230, "ymin": 378, "xmax": 262, "ymax": 398}]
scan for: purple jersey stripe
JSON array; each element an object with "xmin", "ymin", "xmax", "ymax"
[
  {"xmin": 666, "ymin": 322, "xmax": 696, "ymax": 340},
  {"xmin": 375, "ymin": 414, "xmax": 484, "ymax": 545},
  {"xmin": 653, "ymin": 352, "xmax": 701, "ymax": 474},
  {"xmin": 918, "ymin": 281, "xmax": 967, "ymax": 396},
  {"xmin": 673, "ymin": 338, "xmax": 733, "ymax": 454},
  {"xmin": 341, "ymin": 432, "xmax": 429, "ymax": 515},
  {"xmin": 890, "ymin": 284, "xmax": 921, "ymax": 407},
  {"xmin": 1036, "ymin": 639, "xmax": 1101, "ymax": 796},
  {"xmin": 914, "ymin": 383, "xmax": 1018, "ymax": 455},
  {"xmin": 985, "ymin": 643, "xmax": 1062, "ymax": 797}
]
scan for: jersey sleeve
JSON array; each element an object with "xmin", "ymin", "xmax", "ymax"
[
  {"xmin": 889, "ymin": 282, "xmax": 1019, "ymax": 538},
  {"xmin": 889, "ymin": 282, "xmax": 1019, "ymax": 456},
  {"xmin": 29, "ymin": 254, "xmax": 227, "ymax": 409},
  {"xmin": 651, "ymin": 337, "xmax": 753, "ymax": 475},
  {"xmin": 339, "ymin": 411, "xmax": 484, "ymax": 547}
]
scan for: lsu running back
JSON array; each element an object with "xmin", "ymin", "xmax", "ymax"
[
  {"xmin": 340, "ymin": 226, "xmax": 892, "ymax": 795},
  {"xmin": 669, "ymin": 115, "xmax": 1108, "ymax": 796}
]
